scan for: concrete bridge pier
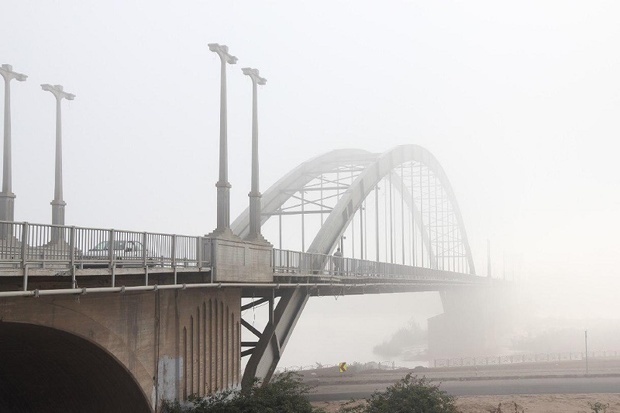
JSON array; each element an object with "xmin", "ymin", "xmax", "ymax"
[{"xmin": 427, "ymin": 284, "xmax": 514, "ymax": 359}]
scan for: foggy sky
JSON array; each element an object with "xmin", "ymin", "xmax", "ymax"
[{"xmin": 1, "ymin": 1, "xmax": 619, "ymax": 367}]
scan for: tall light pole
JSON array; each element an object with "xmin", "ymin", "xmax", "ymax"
[
  {"xmin": 208, "ymin": 43, "xmax": 237, "ymax": 237},
  {"xmin": 0, "ymin": 64, "xmax": 27, "ymax": 235},
  {"xmin": 241, "ymin": 67, "xmax": 267, "ymax": 243},
  {"xmin": 41, "ymin": 84, "xmax": 75, "ymax": 242}
]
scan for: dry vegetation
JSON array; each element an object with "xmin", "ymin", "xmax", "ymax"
[{"xmin": 314, "ymin": 394, "xmax": 620, "ymax": 413}]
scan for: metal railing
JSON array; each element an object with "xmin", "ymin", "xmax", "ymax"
[
  {"xmin": 0, "ymin": 221, "xmax": 477, "ymax": 285},
  {"xmin": 433, "ymin": 350, "xmax": 620, "ymax": 368},
  {"xmin": 272, "ymin": 249, "xmax": 477, "ymax": 282},
  {"xmin": 0, "ymin": 221, "xmax": 210, "ymax": 271}
]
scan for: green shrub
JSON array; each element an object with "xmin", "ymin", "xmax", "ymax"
[
  {"xmin": 589, "ymin": 401, "xmax": 609, "ymax": 413},
  {"xmin": 162, "ymin": 371, "xmax": 324, "ymax": 413},
  {"xmin": 338, "ymin": 374, "xmax": 459, "ymax": 413}
]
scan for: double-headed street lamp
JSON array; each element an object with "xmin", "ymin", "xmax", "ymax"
[
  {"xmin": 0, "ymin": 64, "xmax": 27, "ymax": 230},
  {"xmin": 208, "ymin": 43, "xmax": 238, "ymax": 237},
  {"xmin": 242, "ymin": 67, "xmax": 267, "ymax": 243},
  {"xmin": 41, "ymin": 84, "xmax": 75, "ymax": 241}
]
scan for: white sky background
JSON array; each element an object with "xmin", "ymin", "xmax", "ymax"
[{"xmin": 2, "ymin": 1, "xmax": 620, "ymax": 367}]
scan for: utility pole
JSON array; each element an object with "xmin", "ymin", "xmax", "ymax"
[
  {"xmin": 375, "ymin": 185, "xmax": 379, "ymax": 262},
  {"xmin": 585, "ymin": 330, "xmax": 589, "ymax": 375},
  {"xmin": 487, "ymin": 239, "xmax": 491, "ymax": 278}
]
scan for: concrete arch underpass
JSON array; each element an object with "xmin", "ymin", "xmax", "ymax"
[{"xmin": 0, "ymin": 323, "xmax": 150, "ymax": 413}]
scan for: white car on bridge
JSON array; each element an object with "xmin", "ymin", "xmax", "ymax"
[{"xmin": 82, "ymin": 240, "xmax": 157, "ymax": 267}]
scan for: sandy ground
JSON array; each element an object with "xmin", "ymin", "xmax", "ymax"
[{"xmin": 313, "ymin": 393, "xmax": 620, "ymax": 412}]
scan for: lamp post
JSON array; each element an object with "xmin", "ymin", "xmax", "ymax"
[
  {"xmin": 208, "ymin": 43, "xmax": 237, "ymax": 237},
  {"xmin": 241, "ymin": 67, "xmax": 267, "ymax": 243},
  {"xmin": 41, "ymin": 84, "xmax": 75, "ymax": 242},
  {"xmin": 0, "ymin": 65, "xmax": 27, "ymax": 236}
]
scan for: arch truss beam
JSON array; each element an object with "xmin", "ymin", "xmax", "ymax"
[{"xmin": 235, "ymin": 145, "xmax": 476, "ymax": 388}]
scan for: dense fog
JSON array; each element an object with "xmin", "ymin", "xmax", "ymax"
[{"xmin": 1, "ymin": 1, "xmax": 619, "ymax": 369}]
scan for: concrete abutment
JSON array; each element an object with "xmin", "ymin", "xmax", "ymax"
[{"xmin": 0, "ymin": 288, "xmax": 241, "ymax": 412}]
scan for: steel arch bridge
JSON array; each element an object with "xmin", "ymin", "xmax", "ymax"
[{"xmin": 232, "ymin": 144, "xmax": 479, "ymax": 388}]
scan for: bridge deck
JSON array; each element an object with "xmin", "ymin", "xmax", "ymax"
[{"xmin": 0, "ymin": 220, "xmax": 486, "ymax": 298}]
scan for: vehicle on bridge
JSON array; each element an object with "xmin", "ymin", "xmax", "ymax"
[{"xmin": 82, "ymin": 240, "xmax": 158, "ymax": 268}]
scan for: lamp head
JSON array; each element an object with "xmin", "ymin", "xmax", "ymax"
[
  {"xmin": 242, "ymin": 67, "xmax": 267, "ymax": 85},
  {"xmin": 41, "ymin": 84, "xmax": 76, "ymax": 100},
  {"xmin": 209, "ymin": 43, "xmax": 237, "ymax": 64},
  {"xmin": 0, "ymin": 64, "xmax": 28, "ymax": 82}
]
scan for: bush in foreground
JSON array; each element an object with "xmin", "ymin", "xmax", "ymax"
[
  {"xmin": 589, "ymin": 401, "xmax": 609, "ymax": 413},
  {"xmin": 162, "ymin": 371, "xmax": 325, "ymax": 413},
  {"xmin": 338, "ymin": 374, "xmax": 459, "ymax": 413}
]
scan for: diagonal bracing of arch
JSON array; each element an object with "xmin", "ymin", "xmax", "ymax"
[{"xmin": 235, "ymin": 144, "xmax": 476, "ymax": 389}]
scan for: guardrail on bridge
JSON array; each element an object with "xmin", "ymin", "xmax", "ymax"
[
  {"xmin": 273, "ymin": 249, "xmax": 477, "ymax": 282},
  {"xmin": 0, "ymin": 221, "xmax": 209, "ymax": 270},
  {"xmin": 0, "ymin": 221, "xmax": 479, "ymax": 287}
]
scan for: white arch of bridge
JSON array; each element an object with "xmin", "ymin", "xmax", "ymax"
[
  {"xmin": 232, "ymin": 144, "xmax": 475, "ymax": 275},
  {"xmin": 236, "ymin": 144, "xmax": 477, "ymax": 390}
]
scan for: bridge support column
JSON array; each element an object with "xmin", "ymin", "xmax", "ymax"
[{"xmin": 428, "ymin": 285, "xmax": 514, "ymax": 359}]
